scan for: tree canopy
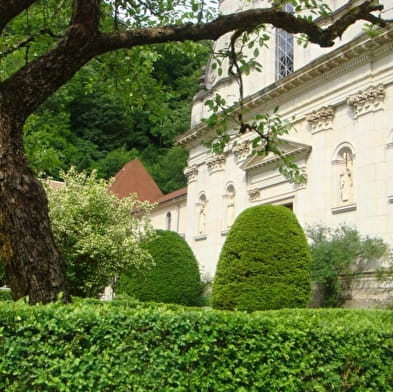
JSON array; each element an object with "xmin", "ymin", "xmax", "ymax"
[
  {"xmin": 23, "ymin": 41, "xmax": 209, "ymax": 189},
  {"xmin": 0, "ymin": 0, "xmax": 389, "ymax": 304}
]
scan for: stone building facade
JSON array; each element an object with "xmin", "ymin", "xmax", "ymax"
[{"xmin": 150, "ymin": 0, "xmax": 393, "ymax": 305}]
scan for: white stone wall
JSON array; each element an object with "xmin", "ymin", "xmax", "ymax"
[
  {"xmin": 178, "ymin": 21, "xmax": 393, "ymax": 278},
  {"xmin": 150, "ymin": 199, "xmax": 187, "ymax": 236},
  {"xmin": 192, "ymin": 0, "xmax": 393, "ymax": 128},
  {"xmin": 151, "ymin": 2, "xmax": 393, "ymax": 302}
]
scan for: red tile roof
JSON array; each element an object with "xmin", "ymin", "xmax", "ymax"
[
  {"xmin": 109, "ymin": 159, "xmax": 164, "ymax": 202},
  {"xmin": 155, "ymin": 186, "xmax": 187, "ymax": 204}
]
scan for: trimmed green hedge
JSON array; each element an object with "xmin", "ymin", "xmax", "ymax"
[
  {"xmin": 0, "ymin": 289, "xmax": 11, "ymax": 302},
  {"xmin": 117, "ymin": 230, "xmax": 202, "ymax": 306},
  {"xmin": 0, "ymin": 301, "xmax": 392, "ymax": 391},
  {"xmin": 212, "ymin": 205, "xmax": 312, "ymax": 311}
]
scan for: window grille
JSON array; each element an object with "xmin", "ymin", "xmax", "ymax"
[{"xmin": 276, "ymin": 4, "xmax": 294, "ymax": 80}]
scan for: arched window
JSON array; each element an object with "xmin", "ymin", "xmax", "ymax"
[
  {"xmin": 166, "ymin": 211, "xmax": 172, "ymax": 231},
  {"xmin": 276, "ymin": 3, "xmax": 294, "ymax": 80}
]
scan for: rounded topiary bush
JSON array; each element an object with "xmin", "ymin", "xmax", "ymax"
[
  {"xmin": 117, "ymin": 230, "xmax": 202, "ymax": 306},
  {"xmin": 211, "ymin": 205, "xmax": 312, "ymax": 311}
]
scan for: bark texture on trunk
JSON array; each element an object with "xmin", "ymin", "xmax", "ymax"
[{"xmin": 0, "ymin": 102, "xmax": 68, "ymax": 304}]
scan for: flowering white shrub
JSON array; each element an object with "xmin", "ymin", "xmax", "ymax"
[{"xmin": 45, "ymin": 168, "xmax": 155, "ymax": 297}]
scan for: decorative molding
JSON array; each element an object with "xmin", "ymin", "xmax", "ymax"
[
  {"xmin": 332, "ymin": 153, "xmax": 356, "ymax": 165},
  {"xmin": 346, "ymin": 84, "xmax": 385, "ymax": 119},
  {"xmin": 331, "ymin": 203, "xmax": 357, "ymax": 214},
  {"xmin": 232, "ymin": 141, "xmax": 251, "ymax": 162},
  {"xmin": 207, "ymin": 154, "xmax": 226, "ymax": 174},
  {"xmin": 241, "ymin": 139, "xmax": 311, "ymax": 171},
  {"xmin": 194, "ymin": 234, "xmax": 207, "ymax": 241},
  {"xmin": 247, "ymin": 188, "xmax": 261, "ymax": 201},
  {"xmin": 184, "ymin": 165, "xmax": 198, "ymax": 183},
  {"xmin": 306, "ymin": 106, "xmax": 335, "ymax": 133},
  {"xmin": 177, "ymin": 26, "xmax": 393, "ymax": 146}
]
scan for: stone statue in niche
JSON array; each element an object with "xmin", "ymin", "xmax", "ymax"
[
  {"xmin": 226, "ymin": 191, "xmax": 235, "ymax": 228},
  {"xmin": 198, "ymin": 201, "xmax": 207, "ymax": 235},
  {"xmin": 339, "ymin": 152, "xmax": 354, "ymax": 203}
]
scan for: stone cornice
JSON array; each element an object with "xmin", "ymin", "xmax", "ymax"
[{"xmin": 176, "ymin": 25, "xmax": 393, "ymax": 146}]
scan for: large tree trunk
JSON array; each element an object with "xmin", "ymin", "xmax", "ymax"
[{"xmin": 0, "ymin": 103, "xmax": 68, "ymax": 304}]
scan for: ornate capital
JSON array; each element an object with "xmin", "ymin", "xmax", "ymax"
[
  {"xmin": 184, "ymin": 165, "xmax": 198, "ymax": 183},
  {"xmin": 247, "ymin": 188, "xmax": 261, "ymax": 201},
  {"xmin": 207, "ymin": 154, "xmax": 226, "ymax": 174},
  {"xmin": 347, "ymin": 84, "xmax": 385, "ymax": 119},
  {"xmin": 232, "ymin": 141, "xmax": 251, "ymax": 162},
  {"xmin": 306, "ymin": 106, "xmax": 335, "ymax": 133}
]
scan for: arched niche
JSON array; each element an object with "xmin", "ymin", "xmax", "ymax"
[
  {"xmin": 196, "ymin": 193, "xmax": 208, "ymax": 236},
  {"xmin": 223, "ymin": 183, "xmax": 236, "ymax": 230},
  {"xmin": 332, "ymin": 143, "xmax": 355, "ymax": 207}
]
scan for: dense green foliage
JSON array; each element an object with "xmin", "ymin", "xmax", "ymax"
[
  {"xmin": 1, "ymin": 1, "xmax": 209, "ymax": 192},
  {"xmin": 22, "ymin": 43, "xmax": 208, "ymax": 192},
  {"xmin": 0, "ymin": 289, "xmax": 11, "ymax": 302},
  {"xmin": 45, "ymin": 169, "xmax": 154, "ymax": 298},
  {"xmin": 212, "ymin": 205, "xmax": 312, "ymax": 311},
  {"xmin": 307, "ymin": 225, "xmax": 388, "ymax": 307},
  {"xmin": 117, "ymin": 230, "xmax": 202, "ymax": 306},
  {"xmin": 1, "ymin": 300, "xmax": 393, "ymax": 391}
]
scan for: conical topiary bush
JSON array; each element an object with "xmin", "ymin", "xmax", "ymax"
[{"xmin": 211, "ymin": 204, "xmax": 311, "ymax": 311}]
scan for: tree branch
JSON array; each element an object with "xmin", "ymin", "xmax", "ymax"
[
  {"xmin": 0, "ymin": 0, "xmax": 37, "ymax": 35},
  {"xmin": 1, "ymin": 0, "xmax": 103, "ymax": 118},
  {"xmin": 0, "ymin": 29, "xmax": 62, "ymax": 59},
  {"xmin": 1, "ymin": 0, "xmax": 388, "ymax": 119},
  {"xmin": 324, "ymin": 0, "xmax": 386, "ymax": 40},
  {"xmin": 97, "ymin": 0, "xmax": 386, "ymax": 50},
  {"xmin": 70, "ymin": 0, "xmax": 101, "ymax": 33}
]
